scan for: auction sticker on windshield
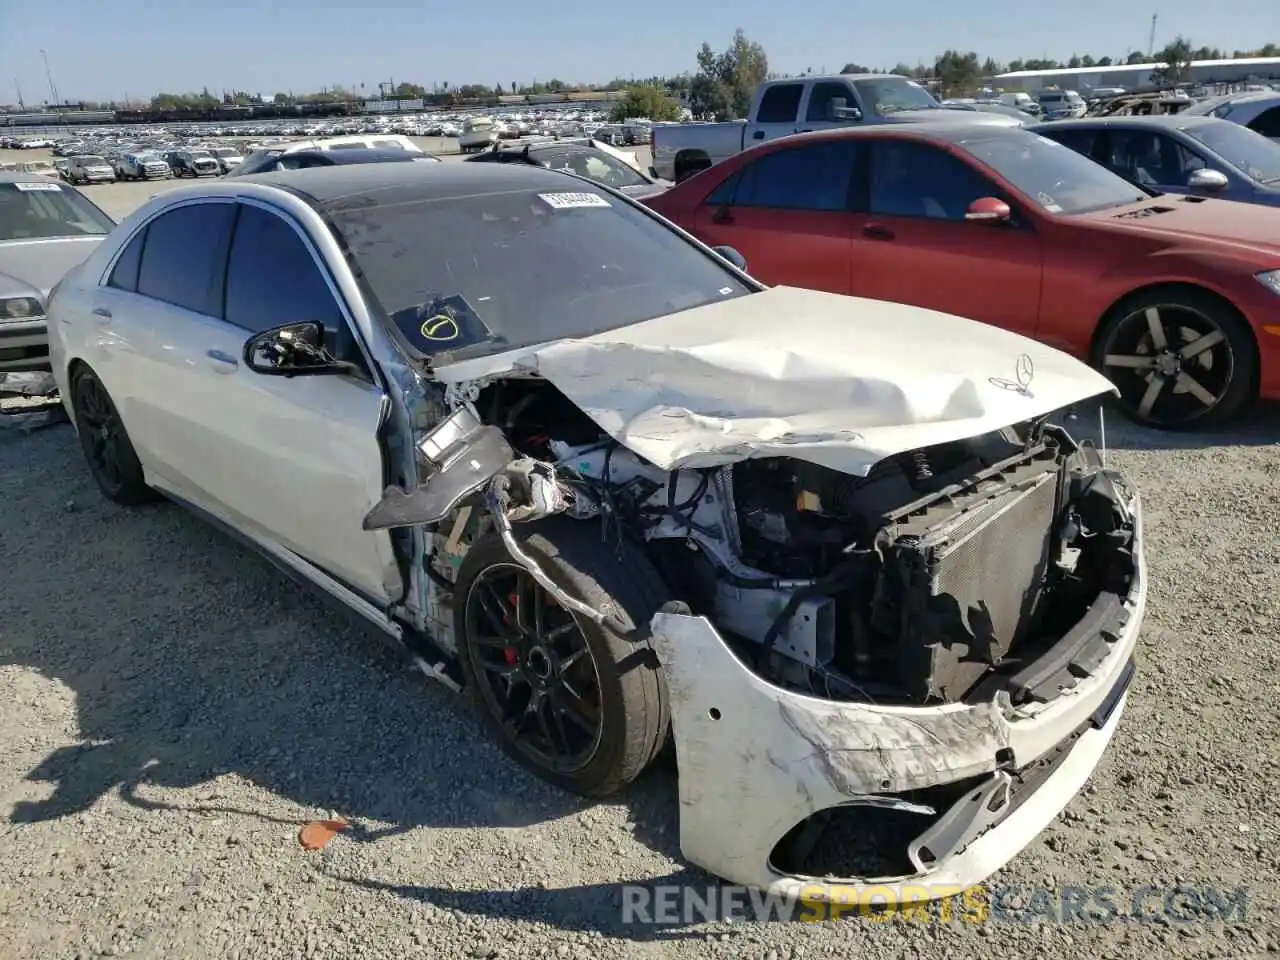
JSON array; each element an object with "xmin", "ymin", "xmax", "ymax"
[
  {"xmin": 14, "ymin": 182, "xmax": 61, "ymax": 192},
  {"xmin": 538, "ymin": 192, "xmax": 611, "ymax": 210}
]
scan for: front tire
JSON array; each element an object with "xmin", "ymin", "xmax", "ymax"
[
  {"xmin": 454, "ymin": 519, "xmax": 672, "ymax": 797},
  {"xmin": 1092, "ymin": 289, "xmax": 1257, "ymax": 430},
  {"xmin": 70, "ymin": 366, "xmax": 156, "ymax": 506}
]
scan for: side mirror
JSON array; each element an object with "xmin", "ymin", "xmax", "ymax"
[
  {"xmin": 826, "ymin": 97, "xmax": 863, "ymax": 122},
  {"xmin": 965, "ymin": 196, "xmax": 1012, "ymax": 224},
  {"xmin": 712, "ymin": 245, "xmax": 748, "ymax": 272},
  {"xmin": 1186, "ymin": 168, "xmax": 1229, "ymax": 192},
  {"xmin": 242, "ymin": 321, "xmax": 357, "ymax": 377}
]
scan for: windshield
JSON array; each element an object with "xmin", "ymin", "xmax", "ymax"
[
  {"xmin": 536, "ymin": 147, "xmax": 648, "ymax": 188},
  {"xmin": 189, "ymin": 150, "xmax": 213, "ymax": 158},
  {"xmin": 212, "ymin": 148, "xmax": 238, "ymax": 158},
  {"xmin": 0, "ymin": 181, "xmax": 115, "ymax": 241},
  {"xmin": 328, "ymin": 183, "xmax": 752, "ymax": 360},
  {"xmin": 961, "ymin": 131, "xmax": 1150, "ymax": 214},
  {"xmin": 1038, "ymin": 92, "xmax": 1065, "ymax": 102},
  {"xmin": 852, "ymin": 77, "xmax": 939, "ymax": 115},
  {"xmin": 79, "ymin": 156, "xmax": 107, "ymax": 164},
  {"xmin": 1183, "ymin": 122, "xmax": 1280, "ymax": 184}
]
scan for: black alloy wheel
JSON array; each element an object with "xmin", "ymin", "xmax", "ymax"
[
  {"xmin": 1096, "ymin": 293, "xmax": 1256, "ymax": 429},
  {"xmin": 71, "ymin": 368, "xmax": 154, "ymax": 505},
  {"xmin": 463, "ymin": 562, "xmax": 604, "ymax": 774}
]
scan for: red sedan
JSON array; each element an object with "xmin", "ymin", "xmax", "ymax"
[{"xmin": 642, "ymin": 124, "xmax": 1280, "ymax": 429}]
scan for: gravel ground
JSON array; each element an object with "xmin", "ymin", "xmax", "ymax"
[{"xmin": 2, "ymin": 177, "xmax": 1279, "ymax": 959}]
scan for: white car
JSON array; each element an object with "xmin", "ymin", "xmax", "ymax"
[{"xmin": 47, "ymin": 162, "xmax": 1145, "ymax": 900}]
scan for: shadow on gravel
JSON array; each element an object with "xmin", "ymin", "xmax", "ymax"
[
  {"xmin": 0, "ymin": 426, "xmax": 688, "ymax": 936},
  {"xmin": 336, "ymin": 864, "xmax": 727, "ymax": 941}
]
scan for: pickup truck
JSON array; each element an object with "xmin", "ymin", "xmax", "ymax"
[{"xmin": 652, "ymin": 73, "xmax": 1023, "ymax": 182}]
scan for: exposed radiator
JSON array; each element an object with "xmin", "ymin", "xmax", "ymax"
[{"xmin": 874, "ymin": 459, "xmax": 1059, "ymax": 703}]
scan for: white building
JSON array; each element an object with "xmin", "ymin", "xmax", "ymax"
[{"xmin": 992, "ymin": 56, "xmax": 1280, "ymax": 93}]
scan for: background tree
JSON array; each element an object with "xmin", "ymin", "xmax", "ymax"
[
  {"xmin": 1154, "ymin": 36, "xmax": 1195, "ymax": 84},
  {"xmin": 394, "ymin": 82, "xmax": 426, "ymax": 99},
  {"xmin": 610, "ymin": 85, "xmax": 681, "ymax": 121},
  {"xmin": 688, "ymin": 29, "xmax": 768, "ymax": 120},
  {"xmin": 933, "ymin": 50, "xmax": 982, "ymax": 96},
  {"xmin": 841, "ymin": 62, "xmax": 870, "ymax": 74}
]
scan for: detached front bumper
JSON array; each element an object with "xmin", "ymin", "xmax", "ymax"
[{"xmin": 650, "ymin": 491, "xmax": 1146, "ymax": 900}]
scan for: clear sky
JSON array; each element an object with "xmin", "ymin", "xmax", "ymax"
[{"xmin": 2, "ymin": 0, "xmax": 1277, "ymax": 104}]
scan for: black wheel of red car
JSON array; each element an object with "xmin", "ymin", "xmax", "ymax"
[
  {"xmin": 1093, "ymin": 290, "xmax": 1257, "ymax": 430},
  {"xmin": 454, "ymin": 519, "xmax": 672, "ymax": 797},
  {"xmin": 70, "ymin": 366, "xmax": 156, "ymax": 506}
]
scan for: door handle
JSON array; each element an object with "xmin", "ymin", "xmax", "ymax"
[
  {"xmin": 863, "ymin": 223, "xmax": 895, "ymax": 241},
  {"xmin": 751, "ymin": 130, "xmax": 765, "ymax": 140},
  {"xmin": 205, "ymin": 348, "xmax": 239, "ymax": 372},
  {"xmin": 91, "ymin": 306, "xmax": 112, "ymax": 321},
  {"xmin": 795, "ymin": 128, "xmax": 813, "ymax": 133}
]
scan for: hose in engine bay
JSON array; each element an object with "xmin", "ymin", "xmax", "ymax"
[{"xmin": 754, "ymin": 555, "xmax": 867, "ymax": 673}]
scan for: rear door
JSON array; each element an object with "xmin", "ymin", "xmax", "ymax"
[
  {"xmin": 849, "ymin": 138, "xmax": 1044, "ymax": 338},
  {"xmin": 691, "ymin": 139, "xmax": 861, "ymax": 294},
  {"xmin": 745, "ymin": 82, "xmax": 806, "ymax": 147}
]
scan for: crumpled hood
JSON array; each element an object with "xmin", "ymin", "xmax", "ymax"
[
  {"xmin": 434, "ymin": 287, "xmax": 1115, "ymax": 477},
  {"xmin": 0, "ymin": 237, "xmax": 104, "ymax": 299}
]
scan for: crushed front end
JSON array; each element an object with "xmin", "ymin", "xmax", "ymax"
[{"xmin": 647, "ymin": 414, "xmax": 1144, "ymax": 897}]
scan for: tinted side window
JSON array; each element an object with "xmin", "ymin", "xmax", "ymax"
[
  {"xmin": 1247, "ymin": 106, "xmax": 1280, "ymax": 138},
  {"xmin": 806, "ymin": 82, "xmax": 853, "ymax": 122},
  {"xmin": 734, "ymin": 142, "xmax": 859, "ymax": 212},
  {"xmin": 757, "ymin": 84, "xmax": 804, "ymax": 124},
  {"xmin": 224, "ymin": 205, "xmax": 344, "ymax": 335},
  {"xmin": 107, "ymin": 227, "xmax": 146, "ymax": 292},
  {"xmin": 1102, "ymin": 130, "xmax": 1198, "ymax": 185},
  {"xmin": 704, "ymin": 171, "xmax": 741, "ymax": 206},
  {"xmin": 1040, "ymin": 127, "xmax": 1097, "ymax": 155},
  {"xmin": 136, "ymin": 203, "xmax": 234, "ymax": 315},
  {"xmin": 869, "ymin": 140, "xmax": 997, "ymax": 221}
]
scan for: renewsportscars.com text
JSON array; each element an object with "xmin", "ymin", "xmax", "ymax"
[{"xmin": 621, "ymin": 884, "xmax": 1249, "ymax": 925}]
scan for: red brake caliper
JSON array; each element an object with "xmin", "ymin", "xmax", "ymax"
[{"xmin": 503, "ymin": 591, "xmax": 520, "ymax": 664}]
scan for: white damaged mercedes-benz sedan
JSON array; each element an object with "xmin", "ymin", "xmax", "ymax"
[{"xmin": 46, "ymin": 162, "xmax": 1145, "ymax": 899}]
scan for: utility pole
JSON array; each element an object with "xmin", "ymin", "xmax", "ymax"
[
  {"xmin": 1148, "ymin": 13, "xmax": 1158, "ymax": 58},
  {"xmin": 39, "ymin": 49, "xmax": 59, "ymax": 105}
]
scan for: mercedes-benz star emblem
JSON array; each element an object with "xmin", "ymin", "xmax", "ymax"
[
  {"xmin": 989, "ymin": 353, "xmax": 1036, "ymax": 397},
  {"xmin": 1015, "ymin": 353, "xmax": 1035, "ymax": 391}
]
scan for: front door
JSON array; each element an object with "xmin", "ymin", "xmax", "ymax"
[
  {"xmin": 691, "ymin": 139, "xmax": 861, "ymax": 295},
  {"xmin": 744, "ymin": 82, "xmax": 807, "ymax": 147},
  {"xmin": 849, "ymin": 139, "xmax": 1044, "ymax": 340},
  {"xmin": 135, "ymin": 199, "xmax": 398, "ymax": 604}
]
